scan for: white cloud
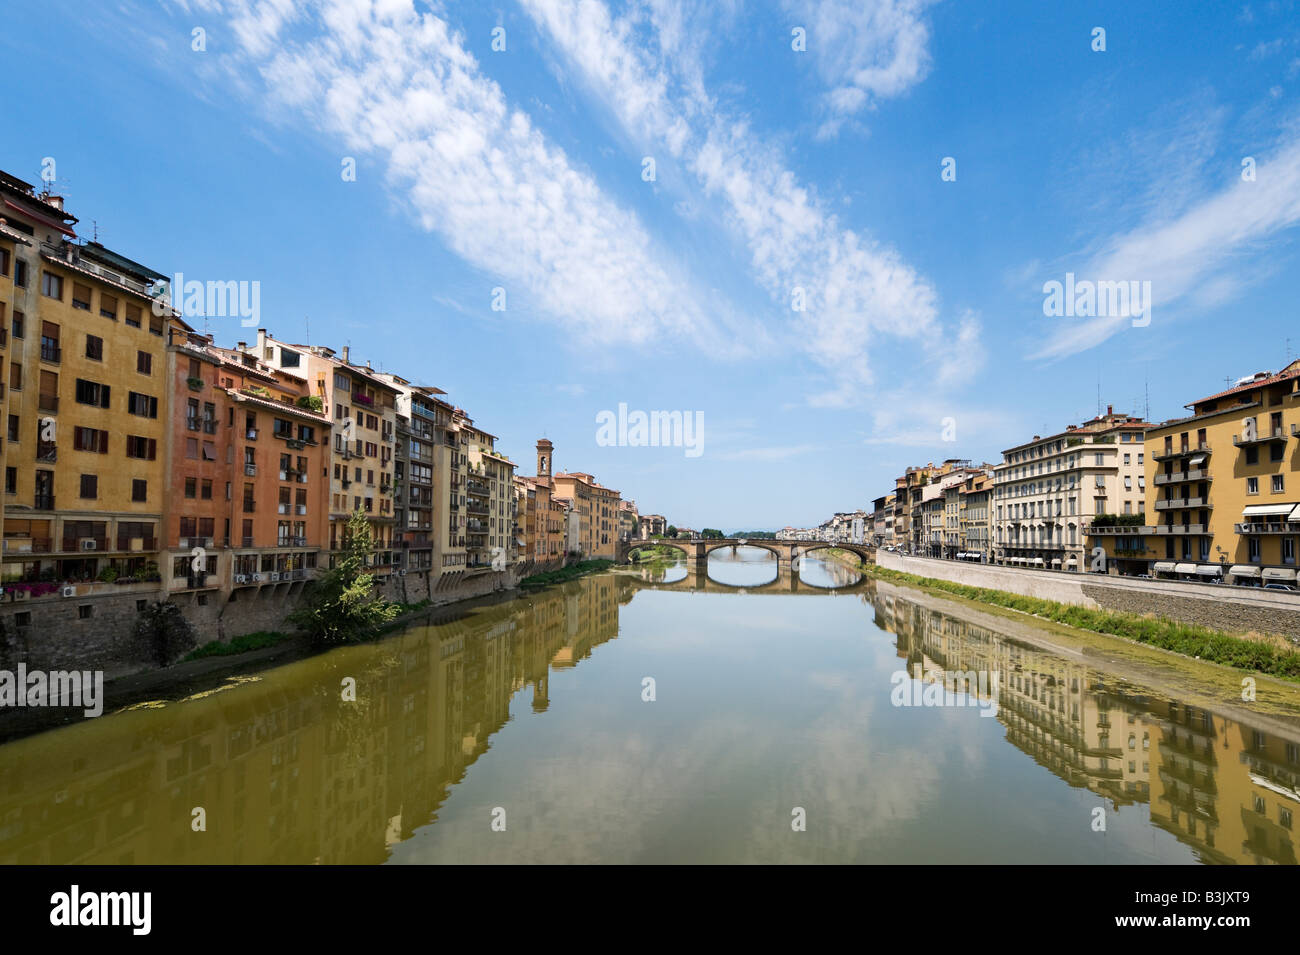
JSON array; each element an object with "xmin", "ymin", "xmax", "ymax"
[
  {"xmin": 785, "ymin": 0, "xmax": 939, "ymax": 139},
  {"xmin": 519, "ymin": 0, "xmax": 971, "ymax": 400},
  {"xmin": 195, "ymin": 0, "xmax": 738, "ymax": 352},
  {"xmin": 1032, "ymin": 134, "xmax": 1300, "ymax": 360}
]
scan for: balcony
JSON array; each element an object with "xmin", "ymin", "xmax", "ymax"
[
  {"xmin": 36, "ymin": 442, "xmax": 57, "ymax": 462},
  {"xmin": 186, "ymin": 417, "xmax": 201, "ymax": 432},
  {"xmin": 241, "ymin": 536, "xmax": 254, "ymax": 547},
  {"xmin": 1235, "ymin": 521, "xmax": 1300, "ymax": 535},
  {"xmin": 1152, "ymin": 442, "xmax": 1211, "ymax": 462},
  {"xmin": 1234, "ymin": 427, "xmax": 1286, "ymax": 447},
  {"xmin": 33, "ymin": 495, "xmax": 54, "ymax": 511},
  {"xmin": 37, "ymin": 393, "xmax": 58, "ymax": 413},
  {"xmin": 61, "ymin": 536, "xmax": 108, "ymax": 552},
  {"xmin": 246, "ymin": 428, "xmax": 259, "ymax": 440},
  {"xmin": 182, "ymin": 536, "xmax": 213, "ymax": 548},
  {"xmin": 467, "ymin": 502, "xmax": 488, "ymax": 516},
  {"xmin": 1086, "ymin": 524, "xmax": 1154, "ymax": 535},
  {"xmin": 114, "ymin": 536, "xmax": 157, "ymax": 551},
  {"xmin": 244, "ymin": 463, "xmax": 257, "ymax": 477},
  {"xmin": 242, "ymin": 499, "xmax": 257, "ymax": 513},
  {"xmin": 1154, "ymin": 497, "xmax": 1210, "ymax": 511},
  {"xmin": 1153, "ymin": 524, "xmax": 1207, "ymax": 535},
  {"xmin": 203, "ymin": 420, "xmax": 217, "ymax": 434},
  {"xmin": 39, "ymin": 343, "xmax": 61, "ymax": 363}
]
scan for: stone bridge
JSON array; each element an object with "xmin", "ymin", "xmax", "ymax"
[
  {"xmin": 624, "ymin": 561, "xmax": 874, "ymax": 595},
  {"xmin": 618, "ymin": 537, "xmax": 875, "ymax": 570}
]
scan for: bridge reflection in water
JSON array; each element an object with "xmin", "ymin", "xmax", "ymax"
[{"xmin": 0, "ymin": 570, "xmax": 1296, "ymax": 864}]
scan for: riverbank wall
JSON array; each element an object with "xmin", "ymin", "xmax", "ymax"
[
  {"xmin": 874, "ymin": 551, "xmax": 1300, "ymax": 640},
  {"xmin": 0, "ymin": 565, "xmax": 521, "ymax": 679}
]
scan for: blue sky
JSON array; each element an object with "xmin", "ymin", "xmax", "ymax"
[{"xmin": 5, "ymin": 0, "xmax": 1300, "ymax": 529}]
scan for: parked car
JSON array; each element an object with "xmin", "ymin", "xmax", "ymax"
[{"xmin": 1263, "ymin": 583, "xmax": 1297, "ymax": 592}]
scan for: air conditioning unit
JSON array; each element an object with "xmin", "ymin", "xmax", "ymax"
[
  {"xmin": 62, "ymin": 586, "xmax": 76, "ymax": 598},
  {"xmin": 234, "ymin": 574, "xmax": 248, "ymax": 584},
  {"xmin": 270, "ymin": 572, "xmax": 282, "ymax": 582},
  {"xmin": 13, "ymin": 590, "xmax": 29, "ymax": 602},
  {"xmin": 252, "ymin": 573, "xmax": 265, "ymax": 582},
  {"xmin": 398, "ymin": 569, "xmax": 406, "ymax": 577},
  {"xmin": 81, "ymin": 539, "xmax": 97, "ymax": 551}
]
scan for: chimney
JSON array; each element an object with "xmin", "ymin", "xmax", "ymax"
[
  {"xmin": 236, "ymin": 341, "xmax": 246, "ymax": 351},
  {"xmin": 341, "ymin": 345, "xmax": 350, "ymax": 364},
  {"xmin": 1107, "ymin": 404, "xmax": 1113, "ymax": 415},
  {"xmin": 256, "ymin": 328, "xmax": 268, "ymax": 353}
]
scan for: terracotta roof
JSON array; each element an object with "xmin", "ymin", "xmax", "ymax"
[
  {"xmin": 229, "ymin": 389, "xmax": 331, "ymax": 425},
  {"xmin": 1184, "ymin": 359, "xmax": 1300, "ymax": 408}
]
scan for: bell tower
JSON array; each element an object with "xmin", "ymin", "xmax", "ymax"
[{"xmin": 536, "ymin": 438, "xmax": 553, "ymax": 481}]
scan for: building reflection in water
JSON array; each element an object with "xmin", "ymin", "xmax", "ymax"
[
  {"xmin": 2, "ymin": 570, "xmax": 1298, "ymax": 865},
  {"xmin": 0, "ymin": 575, "xmax": 629, "ymax": 864},
  {"xmin": 868, "ymin": 587, "xmax": 1300, "ymax": 865}
]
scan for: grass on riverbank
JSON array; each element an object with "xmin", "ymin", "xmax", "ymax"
[
  {"xmin": 520, "ymin": 559, "xmax": 613, "ymax": 589},
  {"xmin": 184, "ymin": 630, "xmax": 293, "ymax": 661},
  {"xmin": 822, "ymin": 550, "xmax": 1300, "ymax": 682}
]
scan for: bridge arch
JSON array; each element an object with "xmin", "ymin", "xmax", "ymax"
[{"xmin": 627, "ymin": 540, "xmax": 692, "ymax": 563}]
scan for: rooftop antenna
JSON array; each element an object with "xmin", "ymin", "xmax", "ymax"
[
  {"xmin": 92, "ymin": 220, "xmax": 99, "ymax": 243},
  {"xmin": 304, "ymin": 315, "xmax": 309, "ymax": 346},
  {"xmin": 1096, "ymin": 365, "xmax": 1101, "ymax": 418}
]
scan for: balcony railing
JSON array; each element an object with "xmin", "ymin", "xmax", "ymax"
[
  {"xmin": 1153, "ymin": 524, "xmax": 1207, "ymax": 535},
  {"xmin": 1233, "ymin": 428, "xmax": 1286, "ymax": 447},
  {"xmin": 39, "ymin": 343, "xmax": 61, "ymax": 363},
  {"xmin": 1152, "ymin": 442, "xmax": 1211, "ymax": 461},
  {"xmin": 61, "ymin": 536, "xmax": 108, "ymax": 552},
  {"xmin": 1154, "ymin": 497, "xmax": 1210, "ymax": 511},
  {"xmin": 1086, "ymin": 524, "xmax": 1153, "ymax": 535},
  {"xmin": 33, "ymin": 494, "xmax": 54, "ymax": 511},
  {"xmin": 1235, "ymin": 521, "xmax": 1300, "ymax": 535},
  {"xmin": 182, "ymin": 536, "xmax": 213, "ymax": 548},
  {"xmin": 115, "ymin": 536, "xmax": 157, "ymax": 551}
]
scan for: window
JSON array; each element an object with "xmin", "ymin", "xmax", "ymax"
[
  {"xmin": 125, "ymin": 436, "xmax": 157, "ymax": 460},
  {"xmin": 185, "ymin": 477, "xmax": 197, "ymax": 498},
  {"xmin": 1247, "ymin": 477, "xmax": 1259, "ymax": 495},
  {"xmin": 73, "ymin": 427, "xmax": 109, "ymax": 453},
  {"xmin": 201, "ymin": 478, "xmax": 213, "ymax": 500},
  {"xmin": 6, "ymin": 415, "xmax": 16, "ymax": 443},
  {"xmin": 41, "ymin": 272, "xmax": 63, "ymax": 299},
  {"xmin": 1249, "ymin": 537, "xmax": 1261, "ymax": 562},
  {"xmin": 78, "ymin": 604, "xmax": 92, "ymax": 620},
  {"xmin": 201, "ymin": 441, "xmax": 216, "ymax": 461},
  {"xmin": 10, "ymin": 311, "xmax": 21, "ymax": 339},
  {"xmin": 100, "ymin": 293, "xmax": 118, "ymax": 320},
  {"xmin": 125, "ymin": 304, "xmax": 141, "ymax": 328},
  {"xmin": 136, "ymin": 351, "xmax": 152, "ymax": 374},
  {"xmin": 4, "ymin": 468, "xmax": 14, "ymax": 494},
  {"xmin": 1274, "ymin": 474, "xmax": 1285, "ymax": 493},
  {"xmin": 8, "ymin": 362, "xmax": 19, "ymax": 391},
  {"xmin": 1246, "ymin": 447, "xmax": 1259, "ymax": 465},
  {"xmin": 0, "ymin": 248, "xmax": 7, "ymax": 275},
  {"xmin": 85, "ymin": 335, "xmax": 103, "ymax": 360},
  {"xmin": 131, "ymin": 479, "xmax": 147, "ymax": 502},
  {"xmin": 71, "ymin": 283, "xmax": 91, "ymax": 310},
  {"xmin": 1272, "ymin": 442, "xmax": 1285, "ymax": 463},
  {"xmin": 74, "ymin": 378, "xmax": 111, "ymax": 408},
  {"xmin": 185, "ymin": 438, "xmax": 198, "ymax": 459},
  {"xmin": 127, "ymin": 391, "xmax": 158, "ymax": 417},
  {"xmin": 79, "ymin": 474, "xmax": 98, "ymax": 499},
  {"xmin": 13, "ymin": 260, "xmax": 26, "ymax": 288}
]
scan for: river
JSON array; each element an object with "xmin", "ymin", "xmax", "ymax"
[{"xmin": 1, "ymin": 547, "xmax": 1298, "ymax": 864}]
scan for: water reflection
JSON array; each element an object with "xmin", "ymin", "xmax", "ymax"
[
  {"xmin": 0, "ymin": 572, "xmax": 1296, "ymax": 864},
  {"xmin": 870, "ymin": 587, "xmax": 1300, "ymax": 865},
  {"xmin": 706, "ymin": 544, "xmax": 779, "ymax": 587}
]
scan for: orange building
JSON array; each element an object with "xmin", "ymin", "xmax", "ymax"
[{"xmin": 162, "ymin": 330, "xmax": 331, "ymax": 596}]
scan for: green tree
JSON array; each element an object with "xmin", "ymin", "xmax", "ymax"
[
  {"xmin": 666, "ymin": 524, "xmax": 678, "ymax": 539},
  {"xmin": 290, "ymin": 510, "xmax": 400, "ymax": 646}
]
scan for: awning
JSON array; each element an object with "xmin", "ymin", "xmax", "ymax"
[
  {"xmin": 1066, "ymin": 556, "xmax": 1078, "ymax": 565},
  {"xmin": 1174, "ymin": 562, "xmax": 1196, "ymax": 575},
  {"xmin": 1243, "ymin": 503, "xmax": 1295, "ymax": 517},
  {"xmin": 1230, "ymin": 565, "xmax": 1262, "ymax": 578},
  {"xmin": 1262, "ymin": 568, "xmax": 1297, "ymax": 581},
  {"xmin": 1196, "ymin": 565, "xmax": 1223, "ymax": 576},
  {"xmin": 1051, "ymin": 558, "xmax": 1062, "ymax": 565},
  {"xmin": 3, "ymin": 198, "xmax": 76, "ymax": 237},
  {"xmin": 1153, "ymin": 561, "xmax": 1176, "ymax": 573},
  {"xmin": 1032, "ymin": 558, "xmax": 1044, "ymax": 566},
  {"xmin": 1188, "ymin": 454, "xmax": 1206, "ymax": 467},
  {"xmin": 1289, "ymin": 504, "xmax": 1300, "ymax": 522}
]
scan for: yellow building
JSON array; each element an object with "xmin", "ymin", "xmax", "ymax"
[
  {"xmin": 553, "ymin": 471, "xmax": 621, "ymax": 559},
  {"xmin": 1142, "ymin": 360, "xmax": 1300, "ymax": 586},
  {"xmin": 0, "ymin": 170, "xmax": 178, "ymax": 583}
]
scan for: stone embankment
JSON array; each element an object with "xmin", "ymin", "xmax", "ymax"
[{"xmin": 875, "ymin": 551, "xmax": 1300, "ymax": 640}]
